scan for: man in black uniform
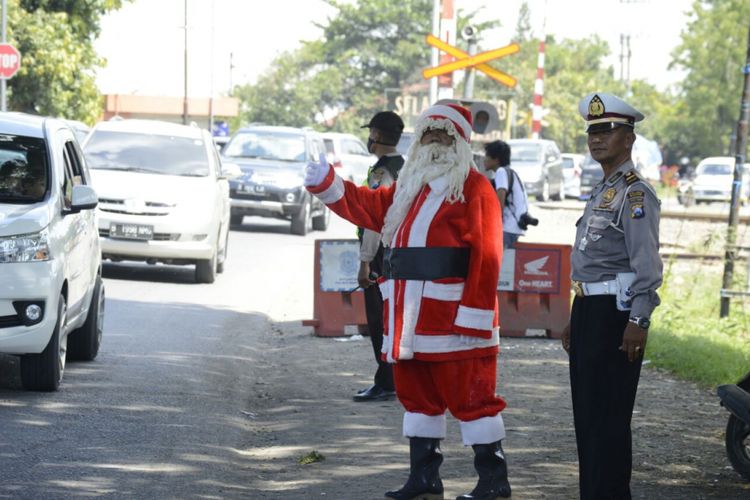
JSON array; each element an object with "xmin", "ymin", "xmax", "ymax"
[
  {"xmin": 353, "ymin": 111, "xmax": 405, "ymax": 402},
  {"xmin": 561, "ymin": 93, "xmax": 662, "ymax": 499}
]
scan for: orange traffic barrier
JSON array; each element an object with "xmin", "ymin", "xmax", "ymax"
[
  {"xmin": 302, "ymin": 239, "xmax": 367, "ymax": 337},
  {"xmin": 303, "ymin": 239, "xmax": 572, "ymax": 339}
]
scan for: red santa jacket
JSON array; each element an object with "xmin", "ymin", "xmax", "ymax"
[{"xmin": 308, "ymin": 166, "xmax": 503, "ymax": 362}]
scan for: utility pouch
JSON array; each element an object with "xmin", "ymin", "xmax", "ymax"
[{"xmin": 615, "ymin": 272, "xmax": 636, "ymax": 311}]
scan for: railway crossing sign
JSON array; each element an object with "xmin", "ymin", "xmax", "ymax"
[{"xmin": 422, "ymin": 35, "xmax": 518, "ymax": 88}]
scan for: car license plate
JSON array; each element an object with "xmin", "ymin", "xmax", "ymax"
[{"xmin": 109, "ymin": 223, "xmax": 154, "ymax": 240}]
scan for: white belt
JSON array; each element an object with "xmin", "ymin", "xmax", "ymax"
[{"xmin": 572, "ymin": 280, "xmax": 617, "ymax": 297}]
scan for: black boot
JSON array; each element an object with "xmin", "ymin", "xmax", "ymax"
[
  {"xmin": 384, "ymin": 437, "xmax": 444, "ymax": 500},
  {"xmin": 456, "ymin": 441, "xmax": 511, "ymax": 500}
]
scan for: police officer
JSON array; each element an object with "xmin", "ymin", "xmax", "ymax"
[
  {"xmin": 561, "ymin": 93, "xmax": 662, "ymax": 500},
  {"xmin": 353, "ymin": 111, "xmax": 405, "ymax": 402}
]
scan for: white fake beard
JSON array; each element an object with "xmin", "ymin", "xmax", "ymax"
[{"xmin": 381, "ymin": 139, "xmax": 474, "ymax": 247}]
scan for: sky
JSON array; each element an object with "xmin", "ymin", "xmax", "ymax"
[{"xmin": 94, "ymin": 0, "xmax": 695, "ymax": 98}]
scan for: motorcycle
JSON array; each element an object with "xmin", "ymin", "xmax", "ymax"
[{"xmin": 717, "ymin": 371, "xmax": 750, "ymax": 481}]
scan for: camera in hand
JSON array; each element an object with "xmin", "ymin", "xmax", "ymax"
[{"xmin": 518, "ymin": 212, "xmax": 539, "ymax": 230}]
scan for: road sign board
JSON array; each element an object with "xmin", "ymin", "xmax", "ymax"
[
  {"xmin": 423, "ymin": 35, "xmax": 518, "ymax": 88},
  {"xmin": 0, "ymin": 44, "xmax": 21, "ymax": 79}
]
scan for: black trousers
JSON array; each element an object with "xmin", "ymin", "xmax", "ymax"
[
  {"xmin": 363, "ymin": 246, "xmax": 393, "ymax": 391},
  {"xmin": 569, "ymin": 295, "xmax": 643, "ymax": 500}
]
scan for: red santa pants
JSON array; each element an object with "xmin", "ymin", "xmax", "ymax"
[{"xmin": 394, "ymin": 355, "xmax": 507, "ymax": 445}]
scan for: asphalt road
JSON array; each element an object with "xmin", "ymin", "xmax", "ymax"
[
  {"xmin": 0, "ymin": 214, "xmax": 350, "ymax": 499},
  {"xmin": 0, "ymin": 200, "xmax": 748, "ymax": 499}
]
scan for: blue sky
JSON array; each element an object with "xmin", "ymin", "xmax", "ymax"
[{"xmin": 94, "ymin": 0, "xmax": 694, "ymax": 98}]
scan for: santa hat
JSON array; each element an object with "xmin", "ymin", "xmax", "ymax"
[{"xmin": 417, "ymin": 103, "xmax": 474, "ymax": 143}]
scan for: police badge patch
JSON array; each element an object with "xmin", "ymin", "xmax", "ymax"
[{"xmin": 631, "ymin": 203, "xmax": 645, "ymax": 219}]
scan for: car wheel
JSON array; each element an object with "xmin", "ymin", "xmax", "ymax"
[
  {"xmin": 536, "ymin": 179, "xmax": 550, "ymax": 202},
  {"xmin": 291, "ymin": 199, "xmax": 311, "ymax": 236},
  {"xmin": 230, "ymin": 213, "xmax": 243, "ymax": 227},
  {"xmin": 312, "ymin": 206, "xmax": 330, "ymax": 231},
  {"xmin": 68, "ymin": 276, "xmax": 104, "ymax": 361},
  {"xmin": 20, "ymin": 293, "xmax": 67, "ymax": 391},
  {"xmin": 217, "ymin": 230, "xmax": 229, "ymax": 274},
  {"xmin": 726, "ymin": 413, "xmax": 750, "ymax": 481},
  {"xmin": 195, "ymin": 246, "xmax": 218, "ymax": 283}
]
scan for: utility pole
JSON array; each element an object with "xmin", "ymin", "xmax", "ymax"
[
  {"xmin": 720, "ymin": 21, "xmax": 750, "ymax": 317},
  {"xmin": 182, "ymin": 0, "xmax": 188, "ymax": 125},
  {"xmin": 429, "ymin": 0, "xmax": 440, "ymax": 104},
  {"xmin": 1, "ymin": 0, "xmax": 7, "ymax": 112},
  {"xmin": 228, "ymin": 51, "xmax": 234, "ymax": 95},
  {"xmin": 208, "ymin": 0, "xmax": 215, "ymax": 134},
  {"xmin": 461, "ymin": 26, "xmax": 477, "ymax": 99}
]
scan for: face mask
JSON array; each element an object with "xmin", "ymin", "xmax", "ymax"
[{"xmin": 367, "ymin": 137, "xmax": 396, "ymax": 153}]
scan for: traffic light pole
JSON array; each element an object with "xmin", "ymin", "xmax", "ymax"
[{"xmin": 720, "ymin": 21, "xmax": 750, "ymax": 318}]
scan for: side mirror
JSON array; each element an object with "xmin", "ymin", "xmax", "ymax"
[
  {"xmin": 220, "ymin": 162, "xmax": 243, "ymax": 180},
  {"xmin": 70, "ymin": 184, "xmax": 98, "ymax": 212}
]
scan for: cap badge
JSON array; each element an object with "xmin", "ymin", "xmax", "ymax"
[{"xmin": 588, "ymin": 95, "xmax": 605, "ymax": 117}]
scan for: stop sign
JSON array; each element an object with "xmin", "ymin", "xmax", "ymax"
[{"xmin": 0, "ymin": 44, "xmax": 21, "ymax": 79}]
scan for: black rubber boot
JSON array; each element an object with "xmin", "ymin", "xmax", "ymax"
[
  {"xmin": 384, "ymin": 437, "xmax": 444, "ymax": 500},
  {"xmin": 456, "ymin": 441, "xmax": 511, "ymax": 500}
]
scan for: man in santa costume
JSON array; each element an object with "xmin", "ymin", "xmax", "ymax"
[{"xmin": 305, "ymin": 103, "xmax": 511, "ymax": 500}]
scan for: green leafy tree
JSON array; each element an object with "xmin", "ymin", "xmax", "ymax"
[
  {"xmin": 669, "ymin": 0, "xmax": 750, "ymax": 158},
  {"xmin": 235, "ymin": 0, "xmax": 432, "ymax": 132},
  {"xmin": 6, "ymin": 0, "xmax": 126, "ymax": 124}
]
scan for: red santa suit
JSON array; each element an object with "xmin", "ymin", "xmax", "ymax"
[{"xmin": 307, "ymin": 108, "xmax": 506, "ymax": 446}]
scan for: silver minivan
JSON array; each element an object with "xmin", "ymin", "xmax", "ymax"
[
  {"xmin": 0, "ymin": 113, "xmax": 103, "ymax": 391},
  {"xmin": 507, "ymin": 139, "xmax": 565, "ymax": 201}
]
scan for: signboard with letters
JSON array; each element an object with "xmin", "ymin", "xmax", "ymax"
[{"xmin": 319, "ymin": 240, "xmax": 360, "ymax": 292}]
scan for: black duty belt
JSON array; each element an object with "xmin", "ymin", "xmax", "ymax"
[{"xmin": 382, "ymin": 247, "xmax": 470, "ymax": 281}]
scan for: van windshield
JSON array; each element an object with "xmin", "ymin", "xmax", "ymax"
[
  {"xmin": 223, "ymin": 131, "xmax": 306, "ymax": 162},
  {"xmin": 84, "ymin": 130, "xmax": 209, "ymax": 177},
  {"xmin": 510, "ymin": 144, "xmax": 542, "ymax": 162},
  {"xmin": 0, "ymin": 135, "xmax": 49, "ymax": 204}
]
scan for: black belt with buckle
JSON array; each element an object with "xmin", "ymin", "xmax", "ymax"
[{"xmin": 383, "ymin": 247, "xmax": 470, "ymax": 281}]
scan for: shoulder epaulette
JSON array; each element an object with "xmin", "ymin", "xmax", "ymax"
[{"xmin": 624, "ymin": 170, "xmax": 639, "ymax": 186}]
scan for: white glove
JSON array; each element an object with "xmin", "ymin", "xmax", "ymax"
[{"xmin": 304, "ymin": 152, "xmax": 330, "ymax": 187}]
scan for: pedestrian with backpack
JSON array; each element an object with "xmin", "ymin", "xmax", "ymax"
[{"xmin": 484, "ymin": 140, "xmax": 531, "ymax": 248}]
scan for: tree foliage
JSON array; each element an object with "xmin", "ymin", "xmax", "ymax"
[
  {"xmin": 7, "ymin": 0, "xmax": 125, "ymax": 124},
  {"xmin": 235, "ymin": 0, "xmax": 431, "ymax": 133},
  {"xmin": 667, "ymin": 0, "xmax": 750, "ymax": 160}
]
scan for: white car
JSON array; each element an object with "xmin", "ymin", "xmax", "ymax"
[
  {"xmin": 689, "ymin": 156, "xmax": 750, "ymax": 204},
  {"xmin": 561, "ymin": 153, "xmax": 584, "ymax": 199},
  {"xmin": 0, "ymin": 112, "xmax": 103, "ymax": 391},
  {"xmin": 83, "ymin": 119, "xmax": 233, "ymax": 283},
  {"xmin": 322, "ymin": 132, "xmax": 376, "ymax": 185}
]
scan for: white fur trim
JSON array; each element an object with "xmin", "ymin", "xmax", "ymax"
[
  {"xmin": 404, "ymin": 412, "xmax": 447, "ymax": 438},
  {"xmin": 421, "ymin": 104, "xmax": 472, "ymax": 142},
  {"xmin": 413, "ymin": 328, "xmax": 499, "ymax": 354},
  {"xmin": 455, "ymin": 305, "xmax": 495, "ymax": 331},
  {"xmin": 460, "ymin": 414, "xmax": 505, "ymax": 445},
  {"xmin": 422, "ymin": 282, "xmax": 464, "ymax": 301},
  {"xmin": 315, "ymin": 174, "xmax": 345, "ymax": 204}
]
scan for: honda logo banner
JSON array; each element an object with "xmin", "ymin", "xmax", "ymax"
[{"xmin": 498, "ymin": 247, "xmax": 563, "ymax": 294}]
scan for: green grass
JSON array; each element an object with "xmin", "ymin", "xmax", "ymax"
[{"xmin": 648, "ymin": 264, "xmax": 750, "ymax": 387}]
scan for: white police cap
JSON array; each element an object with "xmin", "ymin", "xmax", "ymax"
[{"xmin": 578, "ymin": 93, "xmax": 644, "ymax": 132}]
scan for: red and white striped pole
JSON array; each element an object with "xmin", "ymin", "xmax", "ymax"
[{"xmin": 531, "ymin": 6, "xmax": 547, "ymax": 139}]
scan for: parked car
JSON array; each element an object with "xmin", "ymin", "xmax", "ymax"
[
  {"xmin": 507, "ymin": 138, "xmax": 565, "ymax": 201},
  {"xmin": 579, "ymin": 153, "xmax": 603, "ymax": 200},
  {"xmin": 0, "ymin": 112, "xmax": 103, "ymax": 391},
  {"xmin": 686, "ymin": 156, "xmax": 750, "ymax": 204},
  {"xmin": 322, "ymin": 132, "xmax": 376, "ymax": 185},
  {"xmin": 221, "ymin": 125, "xmax": 330, "ymax": 236},
  {"xmin": 83, "ymin": 119, "xmax": 232, "ymax": 283},
  {"xmin": 561, "ymin": 153, "xmax": 584, "ymax": 199}
]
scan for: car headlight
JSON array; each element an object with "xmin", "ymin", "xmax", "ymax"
[{"xmin": 0, "ymin": 228, "xmax": 50, "ymax": 263}]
